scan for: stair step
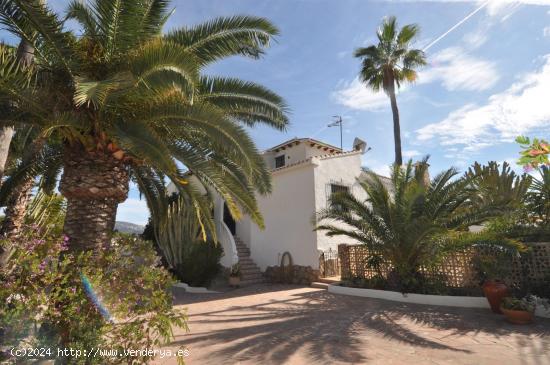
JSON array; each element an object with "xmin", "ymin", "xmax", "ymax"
[
  {"xmin": 241, "ymin": 270, "xmax": 261, "ymax": 276},
  {"xmin": 318, "ymin": 278, "xmax": 340, "ymax": 284},
  {"xmin": 239, "ymin": 279, "xmax": 264, "ymax": 286},
  {"xmin": 311, "ymin": 282, "xmax": 329, "ymax": 290},
  {"xmin": 240, "ymin": 262, "xmax": 259, "ymax": 266},
  {"xmin": 241, "ymin": 273, "xmax": 263, "ymax": 281}
]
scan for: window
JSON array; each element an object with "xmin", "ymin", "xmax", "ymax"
[
  {"xmin": 327, "ymin": 183, "xmax": 350, "ymax": 209},
  {"xmin": 275, "ymin": 155, "xmax": 285, "ymax": 168},
  {"xmin": 330, "ymin": 184, "xmax": 349, "ymax": 195}
]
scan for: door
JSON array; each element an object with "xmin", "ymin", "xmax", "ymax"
[{"xmin": 223, "ymin": 203, "xmax": 236, "ymax": 235}]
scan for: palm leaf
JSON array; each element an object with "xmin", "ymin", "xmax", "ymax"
[{"xmin": 166, "ymin": 15, "xmax": 279, "ymax": 65}]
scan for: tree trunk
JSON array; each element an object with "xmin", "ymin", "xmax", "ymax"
[
  {"xmin": 59, "ymin": 145, "xmax": 129, "ymax": 252},
  {"xmin": 388, "ymin": 86, "xmax": 402, "ymax": 166},
  {"xmin": 0, "ymin": 175, "xmax": 35, "ymax": 238},
  {"xmin": 0, "ymin": 126, "xmax": 14, "ymax": 183},
  {"xmin": 0, "ymin": 40, "xmax": 35, "ymax": 186},
  {"xmin": 0, "ymin": 138, "xmax": 46, "ymax": 238}
]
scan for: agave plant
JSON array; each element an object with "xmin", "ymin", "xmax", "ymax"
[
  {"xmin": 0, "ymin": 0, "xmax": 288, "ymax": 253},
  {"xmin": 316, "ymin": 159, "xmax": 508, "ymax": 289}
]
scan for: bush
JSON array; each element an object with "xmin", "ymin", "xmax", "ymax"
[
  {"xmin": 172, "ymin": 241, "xmax": 223, "ymax": 287},
  {"xmin": 0, "ymin": 228, "xmax": 187, "ymax": 364}
]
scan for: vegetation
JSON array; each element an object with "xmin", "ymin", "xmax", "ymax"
[
  {"xmin": 316, "ymin": 159, "xmax": 521, "ymax": 292},
  {"xmin": 0, "ymin": 1, "xmax": 287, "ymax": 361},
  {"xmin": 0, "ymin": 0, "xmax": 288, "ymax": 254},
  {"xmin": 465, "ymin": 161, "xmax": 531, "ymax": 213},
  {"xmin": 142, "ymin": 194, "xmax": 223, "ymax": 287},
  {"xmin": 527, "ymin": 166, "xmax": 550, "ymax": 226},
  {"xmin": 354, "ymin": 16, "xmax": 426, "ymax": 165},
  {"xmin": 0, "ymin": 229, "xmax": 187, "ymax": 364},
  {"xmin": 516, "ymin": 136, "xmax": 550, "ymax": 171}
]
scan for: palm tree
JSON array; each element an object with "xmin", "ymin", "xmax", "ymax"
[
  {"xmin": 0, "ymin": 126, "xmax": 60, "ymax": 239},
  {"xmin": 354, "ymin": 16, "xmax": 426, "ymax": 166},
  {"xmin": 527, "ymin": 166, "xmax": 550, "ymax": 225},
  {"xmin": 465, "ymin": 161, "xmax": 532, "ymax": 213},
  {"xmin": 0, "ymin": 0, "xmax": 288, "ymax": 252},
  {"xmin": 0, "ymin": 37, "xmax": 34, "ymax": 184},
  {"xmin": 316, "ymin": 159, "xmax": 513, "ymax": 290}
]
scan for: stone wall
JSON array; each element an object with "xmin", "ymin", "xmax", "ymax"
[{"xmin": 264, "ymin": 265, "xmax": 320, "ymax": 285}]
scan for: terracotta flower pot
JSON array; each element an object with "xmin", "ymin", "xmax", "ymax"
[
  {"xmin": 482, "ymin": 280, "xmax": 508, "ymax": 314},
  {"xmin": 501, "ymin": 307, "xmax": 534, "ymax": 325},
  {"xmin": 229, "ymin": 276, "xmax": 240, "ymax": 287}
]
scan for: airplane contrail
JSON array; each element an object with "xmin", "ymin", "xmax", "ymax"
[{"xmin": 423, "ymin": 1, "xmax": 490, "ymax": 52}]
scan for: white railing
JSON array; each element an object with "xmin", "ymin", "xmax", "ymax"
[{"xmin": 217, "ymin": 220, "xmax": 239, "ymax": 268}]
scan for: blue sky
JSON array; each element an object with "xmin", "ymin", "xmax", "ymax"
[{"xmin": 3, "ymin": 0, "xmax": 550, "ymax": 225}]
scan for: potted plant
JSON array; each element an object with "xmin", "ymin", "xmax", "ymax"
[
  {"xmin": 500, "ymin": 295, "xmax": 549, "ymax": 324},
  {"xmin": 229, "ymin": 263, "xmax": 241, "ymax": 287},
  {"xmin": 473, "ymin": 249, "xmax": 513, "ymax": 314}
]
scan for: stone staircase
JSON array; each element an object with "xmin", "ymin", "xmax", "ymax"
[{"xmin": 234, "ymin": 237, "xmax": 264, "ymax": 286}]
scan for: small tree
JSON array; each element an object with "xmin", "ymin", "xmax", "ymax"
[{"xmin": 316, "ymin": 159, "xmax": 517, "ymax": 291}]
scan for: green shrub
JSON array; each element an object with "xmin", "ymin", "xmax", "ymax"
[
  {"xmin": 0, "ymin": 228, "xmax": 187, "ymax": 364},
  {"xmin": 172, "ymin": 241, "xmax": 223, "ymax": 287}
]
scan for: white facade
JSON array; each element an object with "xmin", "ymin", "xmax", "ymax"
[
  {"xmin": 168, "ymin": 137, "xmax": 385, "ymax": 272},
  {"xmin": 234, "ymin": 138, "xmax": 371, "ymax": 271}
]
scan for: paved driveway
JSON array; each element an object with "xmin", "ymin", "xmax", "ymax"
[{"xmin": 158, "ymin": 284, "xmax": 550, "ymax": 365}]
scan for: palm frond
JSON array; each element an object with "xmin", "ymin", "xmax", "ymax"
[
  {"xmin": 8, "ymin": 0, "xmax": 75, "ymax": 74},
  {"xmin": 110, "ymin": 120, "xmax": 178, "ymax": 175},
  {"xmin": 166, "ymin": 15, "xmax": 279, "ymax": 65},
  {"xmin": 198, "ymin": 76, "xmax": 289, "ymax": 130}
]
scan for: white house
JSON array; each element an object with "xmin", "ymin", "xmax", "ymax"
[{"xmin": 168, "ymin": 137, "xmax": 388, "ymax": 279}]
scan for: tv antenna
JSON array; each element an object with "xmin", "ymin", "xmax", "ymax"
[{"xmin": 328, "ymin": 116, "xmax": 343, "ymax": 150}]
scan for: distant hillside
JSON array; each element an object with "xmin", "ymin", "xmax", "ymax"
[{"xmin": 114, "ymin": 221, "xmax": 145, "ymax": 235}]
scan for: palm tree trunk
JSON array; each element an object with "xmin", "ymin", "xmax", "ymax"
[
  {"xmin": 59, "ymin": 145, "xmax": 129, "ymax": 252},
  {"xmin": 0, "ymin": 126, "xmax": 14, "ymax": 183},
  {"xmin": 388, "ymin": 86, "xmax": 403, "ymax": 166},
  {"xmin": 0, "ymin": 138, "xmax": 46, "ymax": 238},
  {"xmin": 0, "ymin": 176, "xmax": 35, "ymax": 238},
  {"xmin": 0, "ymin": 40, "xmax": 34, "ymax": 187}
]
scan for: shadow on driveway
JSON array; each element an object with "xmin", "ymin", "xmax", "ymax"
[{"xmin": 167, "ymin": 284, "xmax": 550, "ymax": 365}]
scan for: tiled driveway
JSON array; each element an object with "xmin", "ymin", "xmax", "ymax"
[{"xmin": 159, "ymin": 284, "xmax": 550, "ymax": 365}]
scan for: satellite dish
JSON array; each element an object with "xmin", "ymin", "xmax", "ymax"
[{"xmin": 353, "ymin": 137, "xmax": 368, "ymax": 153}]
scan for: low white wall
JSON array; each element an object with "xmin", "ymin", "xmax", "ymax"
[
  {"xmin": 328, "ymin": 284, "xmax": 489, "ymax": 308},
  {"xmin": 328, "ymin": 285, "xmax": 550, "ymax": 318}
]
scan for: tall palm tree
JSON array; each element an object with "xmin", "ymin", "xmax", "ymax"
[
  {"xmin": 0, "ymin": 0, "xmax": 288, "ymax": 252},
  {"xmin": 354, "ymin": 16, "xmax": 426, "ymax": 166},
  {"xmin": 316, "ymin": 159, "xmax": 514, "ymax": 289}
]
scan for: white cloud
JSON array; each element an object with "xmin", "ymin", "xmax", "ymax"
[
  {"xmin": 403, "ymin": 150, "xmax": 422, "ymax": 158},
  {"xmin": 116, "ymin": 198, "xmax": 149, "ymax": 225},
  {"xmin": 419, "ymin": 47, "xmax": 500, "ymax": 91},
  {"xmin": 462, "ymin": 31, "xmax": 488, "ymax": 48},
  {"xmin": 332, "ymin": 78, "xmax": 391, "ymax": 111},
  {"xmin": 416, "ymin": 55, "xmax": 550, "ymax": 155},
  {"xmin": 362, "ymin": 157, "xmax": 392, "ymax": 177},
  {"xmin": 544, "ymin": 26, "xmax": 550, "ymax": 37},
  {"xmin": 337, "ymin": 50, "xmax": 349, "ymax": 59}
]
